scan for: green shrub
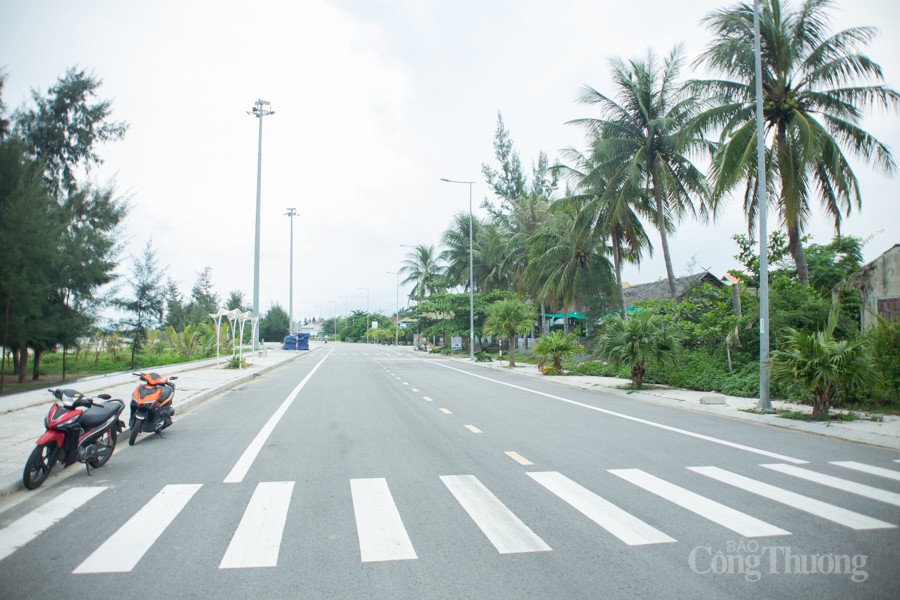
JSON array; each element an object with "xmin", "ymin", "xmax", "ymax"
[{"xmin": 474, "ymin": 351, "xmax": 493, "ymax": 362}]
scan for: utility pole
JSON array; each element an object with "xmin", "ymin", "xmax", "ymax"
[{"xmin": 249, "ymin": 99, "xmax": 274, "ymax": 353}]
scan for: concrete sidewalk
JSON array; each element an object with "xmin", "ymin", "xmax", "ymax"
[
  {"xmin": 0, "ymin": 343, "xmax": 321, "ymax": 496},
  {"xmin": 448, "ymin": 354, "xmax": 900, "ymax": 452}
]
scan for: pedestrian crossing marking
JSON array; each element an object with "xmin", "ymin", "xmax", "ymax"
[
  {"xmin": 6, "ymin": 462, "xmax": 900, "ymax": 570},
  {"xmin": 219, "ymin": 481, "xmax": 294, "ymax": 569},
  {"xmin": 350, "ymin": 478, "xmax": 417, "ymax": 562},
  {"xmin": 528, "ymin": 471, "xmax": 676, "ymax": 546},
  {"xmin": 73, "ymin": 484, "xmax": 202, "ymax": 573},
  {"xmin": 609, "ymin": 469, "xmax": 790, "ymax": 538},
  {"xmin": 761, "ymin": 463, "xmax": 900, "ymax": 507},
  {"xmin": 831, "ymin": 461, "xmax": 900, "ymax": 482},
  {"xmin": 441, "ymin": 475, "xmax": 551, "ymax": 554},
  {"xmin": 0, "ymin": 487, "xmax": 106, "ymax": 562},
  {"xmin": 688, "ymin": 466, "xmax": 895, "ymax": 531}
]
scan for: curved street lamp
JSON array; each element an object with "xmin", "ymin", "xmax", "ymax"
[{"xmin": 440, "ymin": 178, "xmax": 475, "ymax": 360}]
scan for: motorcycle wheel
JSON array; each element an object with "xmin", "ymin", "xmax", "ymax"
[
  {"xmin": 88, "ymin": 428, "xmax": 117, "ymax": 468},
  {"xmin": 128, "ymin": 417, "xmax": 142, "ymax": 446},
  {"xmin": 23, "ymin": 443, "xmax": 58, "ymax": 490}
]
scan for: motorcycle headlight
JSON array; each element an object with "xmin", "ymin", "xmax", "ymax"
[{"xmin": 57, "ymin": 415, "xmax": 81, "ymax": 428}]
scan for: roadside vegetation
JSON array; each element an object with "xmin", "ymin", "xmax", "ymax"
[{"xmin": 2, "ymin": 1, "xmax": 898, "ymax": 421}]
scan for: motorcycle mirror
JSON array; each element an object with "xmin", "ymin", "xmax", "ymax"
[
  {"xmin": 169, "ymin": 376, "xmax": 179, "ymax": 380},
  {"xmin": 97, "ymin": 393, "xmax": 112, "ymax": 400}
]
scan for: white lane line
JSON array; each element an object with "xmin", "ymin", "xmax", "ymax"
[
  {"xmin": 0, "ymin": 487, "xmax": 106, "ymax": 562},
  {"xmin": 441, "ymin": 475, "xmax": 551, "ymax": 554},
  {"xmin": 74, "ymin": 484, "xmax": 202, "ymax": 573},
  {"xmin": 761, "ymin": 464, "xmax": 900, "ymax": 507},
  {"xmin": 350, "ymin": 478, "xmax": 417, "ymax": 562},
  {"xmin": 225, "ymin": 349, "xmax": 332, "ymax": 483},
  {"xmin": 219, "ymin": 482, "xmax": 294, "ymax": 569},
  {"xmin": 505, "ymin": 451, "xmax": 534, "ymax": 466},
  {"xmin": 403, "ymin": 382, "xmax": 409, "ymax": 386},
  {"xmin": 464, "ymin": 425, "xmax": 483, "ymax": 434},
  {"xmin": 424, "ymin": 360, "xmax": 807, "ymax": 464},
  {"xmin": 528, "ymin": 471, "xmax": 675, "ymax": 546},
  {"xmin": 831, "ymin": 461, "xmax": 900, "ymax": 482},
  {"xmin": 439, "ymin": 408, "xmax": 453, "ymax": 414},
  {"xmin": 412, "ymin": 388, "xmax": 419, "ymax": 392},
  {"xmin": 688, "ymin": 467, "xmax": 895, "ymax": 530},
  {"xmin": 609, "ymin": 469, "xmax": 790, "ymax": 538},
  {"xmin": 423, "ymin": 396, "xmax": 433, "ymax": 402}
]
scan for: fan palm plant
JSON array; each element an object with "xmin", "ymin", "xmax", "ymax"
[
  {"xmin": 594, "ymin": 312, "xmax": 680, "ymax": 387},
  {"xmin": 692, "ymin": 0, "xmax": 899, "ymax": 285},
  {"xmin": 483, "ymin": 299, "xmax": 535, "ymax": 367},
  {"xmin": 533, "ymin": 331, "xmax": 579, "ymax": 374},
  {"xmin": 770, "ymin": 308, "xmax": 875, "ymax": 419}
]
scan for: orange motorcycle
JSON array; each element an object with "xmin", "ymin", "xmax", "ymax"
[{"xmin": 129, "ymin": 372, "xmax": 177, "ymax": 445}]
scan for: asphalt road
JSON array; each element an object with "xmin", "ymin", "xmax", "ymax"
[{"xmin": 1, "ymin": 342, "xmax": 899, "ymax": 599}]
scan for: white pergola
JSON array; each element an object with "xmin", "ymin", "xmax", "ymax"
[{"xmin": 209, "ymin": 308, "xmax": 256, "ymax": 367}]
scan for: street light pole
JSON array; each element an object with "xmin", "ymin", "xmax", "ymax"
[
  {"xmin": 248, "ymin": 99, "xmax": 274, "ymax": 353},
  {"xmin": 285, "ymin": 208, "xmax": 297, "ymax": 337},
  {"xmin": 387, "ymin": 271, "xmax": 400, "ymax": 346},
  {"xmin": 441, "ymin": 178, "xmax": 476, "ymax": 360},
  {"xmin": 358, "ymin": 287, "xmax": 369, "ymax": 343},
  {"xmin": 753, "ymin": 0, "xmax": 772, "ymax": 412}
]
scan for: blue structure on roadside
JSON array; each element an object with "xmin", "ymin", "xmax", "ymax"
[{"xmin": 282, "ymin": 332, "xmax": 310, "ymax": 350}]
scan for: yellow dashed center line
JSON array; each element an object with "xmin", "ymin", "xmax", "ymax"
[
  {"xmin": 423, "ymin": 396, "xmax": 433, "ymax": 402},
  {"xmin": 439, "ymin": 408, "xmax": 452, "ymax": 415},
  {"xmin": 504, "ymin": 451, "xmax": 534, "ymax": 466}
]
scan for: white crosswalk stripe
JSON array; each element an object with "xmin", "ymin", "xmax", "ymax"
[
  {"xmin": 6, "ymin": 463, "xmax": 900, "ymax": 569},
  {"xmin": 0, "ymin": 487, "xmax": 106, "ymax": 562},
  {"xmin": 73, "ymin": 484, "xmax": 202, "ymax": 573},
  {"xmin": 688, "ymin": 466, "xmax": 895, "ymax": 531},
  {"xmin": 441, "ymin": 475, "xmax": 551, "ymax": 554},
  {"xmin": 831, "ymin": 461, "xmax": 900, "ymax": 482},
  {"xmin": 609, "ymin": 469, "xmax": 790, "ymax": 538},
  {"xmin": 761, "ymin": 463, "xmax": 900, "ymax": 507},
  {"xmin": 350, "ymin": 478, "xmax": 417, "ymax": 562},
  {"xmin": 219, "ymin": 481, "xmax": 294, "ymax": 569},
  {"xmin": 528, "ymin": 471, "xmax": 676, "ymax": 546}
]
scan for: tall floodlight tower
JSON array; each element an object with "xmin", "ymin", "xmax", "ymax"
[{"xmin": 248, "ymin": 99, "xmax": 274, "ymax": 352}]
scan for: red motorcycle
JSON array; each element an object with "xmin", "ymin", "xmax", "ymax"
[
  {"xmin": 23, "ymin": 389, "xmax": 125, "ymax": 490},
  {"xmin": 129, "ymin": 372, "xmax": 177, "ymax": 445}
]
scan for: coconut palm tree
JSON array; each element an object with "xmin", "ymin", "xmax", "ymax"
[
  {"xmin": 526, "ymin": 201, "xmax": 614, "ymax": 335},
  {"xmin": 399, "ymin": 244, "xmax": 445, "ymax": 302},
  {"xmin": 440, "ymin": 212, "xmax": 479, "ymax": 290},
  {"xmin": 693, "ymin": 0, "xmax": 899, "ymax": 286},
  {"xmin": 483, "ymin": 299, "xmax": 535, "ymax": 367},
  {"xmin": 556, "ymin": 145, "xmax": 654, "ymax": 318},
  {"xmin": 572, "ymin": 46, "xmax": 709, "ymax": 298},
  {"xmin": 594, "ymin": 312, "xmax": 680, "ymax": 387}
]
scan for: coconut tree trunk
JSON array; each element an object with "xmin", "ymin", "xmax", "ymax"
[
  {"xmin": 507, "ymin": 333, "xmax": 516, "ymax": 367},
  {"xmin": 612, "ymin": 234, "xmax": 627, "ymax": 319},
  {"xmin": 787, "ymin": 223, "xmax": 810, "ymax": 287},
  {"xmin": 651, "ymin": 162, "xmax": 677, "ymax": 298}
]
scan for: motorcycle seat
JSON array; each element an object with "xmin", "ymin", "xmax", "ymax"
[{"xmin": 80, "ymin": 400, "xmax": 123, "ymax": 428}]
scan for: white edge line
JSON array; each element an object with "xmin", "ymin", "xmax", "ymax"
[{"xmin": 422, "ymin": 359, "xmax": 808, "ymax": 464}]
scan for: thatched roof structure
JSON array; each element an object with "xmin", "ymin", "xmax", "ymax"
[{"xmin": 623, "ymin": 272, "xmax": 724, "ymax": 304}]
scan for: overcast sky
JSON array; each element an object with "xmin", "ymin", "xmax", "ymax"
[{"xmin": 2, "ymin": 0, "xmax": 898, "ymax": 325}]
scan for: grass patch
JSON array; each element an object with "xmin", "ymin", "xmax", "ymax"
[{"xmin": 777, "ymin": 409, "xmax": 857, "ymax": 422}]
